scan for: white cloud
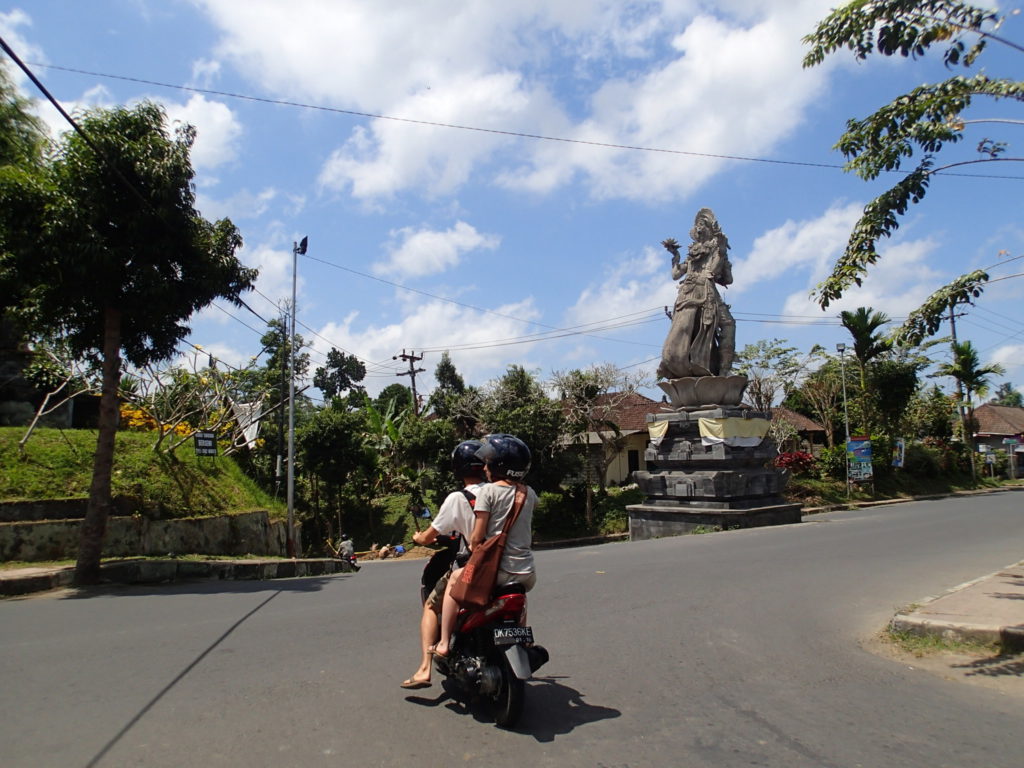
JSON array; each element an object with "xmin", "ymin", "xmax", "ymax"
[
  {"xmin": 312, "ymin": 296, "xmax": 543, "ymax": 397},
  {"xmin": 0, "ymin": 10, "xmax": 45, "ymax": 89},
  {"xmin": 374, "ymin": 221, "xmax": 500, "ymax": 278},
  {"xmin": 733, "ymin": 203, "xmax": 862, "ymax": 294},
  {"xmin": 565, "ymin": 246, "xmax": 674, "ymax": 327},
  {"xmin": 197, "ymin": 186, "xmax": 279, "ymax": 222},
  {"xmin": 193, "ymin": 0, "xmax": 839, "ymax": 202},
  {"xmin": 991, "ymin": 344, "xmax": 1024, "ymax": 384},
  {"xmin": 164, "ymin": 94, "xmax": 242, "ymax": 170}
]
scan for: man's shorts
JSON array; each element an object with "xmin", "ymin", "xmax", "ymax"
[{"xmin": 424, "ymin": 570, "xmax": 451, "ymax": 612}]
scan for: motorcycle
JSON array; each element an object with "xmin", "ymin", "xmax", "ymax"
[{"xmin": 424, "ymin": 548, "xmax": 548, "ymax": 728}]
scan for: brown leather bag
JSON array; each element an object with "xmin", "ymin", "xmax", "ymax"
[{"xmin": 449, "ymin": 483, "xmax": 527, "ymax": 608}]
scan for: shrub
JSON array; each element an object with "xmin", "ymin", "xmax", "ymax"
[
  {"xmin": 814, "ymin": 444, "xmax": 846, "ymax": 480},
  {"xmin": 773, "ymin": 451, "xmax": 814, "ymax": 474}
]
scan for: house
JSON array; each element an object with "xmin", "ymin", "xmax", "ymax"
[
  {"xmin": 563, "ymin": 391, "xmax": 666, "ymax": 486},
  {"xmin": 770, "ymin": 407, "xmax": 828, "ymax": 454},
  {"xmin": 971, "ymin": 403, "xmax": 1024, "ymax": 455}
]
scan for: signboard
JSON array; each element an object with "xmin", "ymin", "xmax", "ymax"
[
  {"xmin": 891, "ymin": 438, "xmax": 905, "ymax": 468},
  {"xmin": 847, "ymin": 437, "xmax": 874, "ymax": 482},
  {"xmin": 193, "ymin": 431, "xmax": 218, "ymax": 457},
  {"xmin": 1003, "ymin": 437, "xmax": 1020, "ymax": 446}
]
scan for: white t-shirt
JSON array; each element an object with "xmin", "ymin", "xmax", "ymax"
[
  {"xmin": 473, "ymin": 482, "xmax": 536, "ymax": 575},
  {"xmin": 429, "ymin": 482, "xmax": 483, "ymax": 542}
]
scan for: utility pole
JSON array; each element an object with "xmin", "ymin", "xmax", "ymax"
[
  {"xmin": 393, "ymin": 349, "xmax": 426, "ymax": 415},
  {"xmin": 948, "ymin": 303, "xmax": 976, "ymax": 481},
  {"xmin": 287, "ymin": 236, "xmax": 307, "ymax": 558}
]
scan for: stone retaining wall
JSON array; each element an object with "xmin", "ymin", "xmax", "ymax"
[{"xmin": 0, "ymin": 510, "xmax": 298, "ymax": 561}]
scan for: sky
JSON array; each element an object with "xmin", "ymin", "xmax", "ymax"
[{"xmin": 2, "ymin": 0, "xmax": 1023, "ymax": 408}]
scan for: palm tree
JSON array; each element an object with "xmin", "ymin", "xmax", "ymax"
[
  {"xmin": 934, "ymin": 340, "xmax": 1006, "ymax": 472},
  {"xmin": 839, "ymin": 307, "xmax": 892, "ymax": 434}
]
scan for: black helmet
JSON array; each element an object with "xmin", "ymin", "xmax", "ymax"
[
  {"xmin": 451, "ymin": 440, "xmax": 485, "ymax": 479},
  {"xmin": 475, "ymin": 433, "xmax": 531, "ymax": 480}
]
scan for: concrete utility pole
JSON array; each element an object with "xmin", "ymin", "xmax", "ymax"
[
  {"xmin": 287, "ymin": 236, "xmax": 307, "ymax": 558},
  {"xmin": 393, "ymin": 349, "xmax": 426, "ymax": 415}
]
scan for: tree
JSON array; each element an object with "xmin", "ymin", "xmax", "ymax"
[
  {"xmin": 552, "ymin": 363, "xmax": 648, "ymax": 524},
  {"xmin": 0, "ymin": 63, "xmax": 45, "ymax": 167},
  {"xmin": 0, "ymin": 102, "xmax": 257, "ymax": 584},
  {"xmin": 934, "ymin": 340, "xmax": 1005, "ymax": 461},
  {"xmin": 376, "ymin": 382, "xmax": 414, "ymax": 414},
  {"xmin": 840, "ymin": 307, "xmax": 892, "ymax": 434},
  {"xmin": 802, "ymin": 1, "xmax": 1017, "ymax": 310},
  {"xmin": 989, "ymin": 381, "xmax": 1024, "ymax": 407},
  {"xmin": 313, "ymin": 347, "xmax": 366, "ymax": 401},
  {"xmin": 479, "ymin": 365, "xmax": 571, "ymax": 492},
  {"xmin": 790, "ymin": 353, "xmax": 843, "ymax": 448},
  {"xmin": 733, "ymin": 339, "xmax": 803, "ymax": 412}
]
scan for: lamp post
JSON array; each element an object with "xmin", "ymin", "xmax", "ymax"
[
  {"xmin": 837, "ymin": 343, "xmax": 851, "ymax": 496},
  {"xmin": 287, "ymin": 236, "xmax": 307, "ymax": 558}
]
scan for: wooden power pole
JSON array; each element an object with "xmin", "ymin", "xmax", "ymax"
[{"xmin": 393, "ymin": 349, "xmax": 426, "ymax": 415}]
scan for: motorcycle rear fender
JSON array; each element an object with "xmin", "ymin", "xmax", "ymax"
[{"xmin": 505, "ymin": 645, "xmax": 532, "ymax": 680}]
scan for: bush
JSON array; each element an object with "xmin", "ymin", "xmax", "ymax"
[
  {"xmin": 773, "ymin": 451, "xmax": 814, "ymax": 474},
  {"xmin": 814, "ymin": 444, "xmax": 846, "ymax": 480},
  {"xmin": 902, "ymin": 442, "xmax": 941, "ymax": 477}
]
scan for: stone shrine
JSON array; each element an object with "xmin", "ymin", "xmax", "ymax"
[{"xmin": 627, "ymin": 209, "xmax": 801, "ymax": 539}]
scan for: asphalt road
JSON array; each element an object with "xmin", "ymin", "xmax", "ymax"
[{"xmin": 2, "ymin": 491, "xmax": 1022, "ymax": 768}]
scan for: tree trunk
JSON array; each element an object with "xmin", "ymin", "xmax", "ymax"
[{"xmin": 75, "ymin": 307, "xmax": 122, "ymax": 586}]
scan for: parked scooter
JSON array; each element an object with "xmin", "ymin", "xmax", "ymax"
[{"xmin": 424, "ymin": 549, "xmax": 548, "ymax": 728}]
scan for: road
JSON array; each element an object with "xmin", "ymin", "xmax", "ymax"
[{"xmin": 2, "ymin": 491, "xmax": 1022, "ymax": 768}]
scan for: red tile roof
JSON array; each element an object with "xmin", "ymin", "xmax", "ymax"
[
  {"xmin": 565, "ymin": 391, "xmax": 665, "ymax": 432},
  {"xmin": 771, "ymin": 406, "xmax": 825, "ymax": 433},
  {"xmin": 972, "ymin": 404, "xmax": 1024, "ymax": 436}
]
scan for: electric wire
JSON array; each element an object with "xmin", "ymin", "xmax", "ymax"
[{"xmin": 26, "ymin": 60, "xmax": 1024, "ymax": 181}]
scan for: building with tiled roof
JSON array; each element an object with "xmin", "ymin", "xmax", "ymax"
[
  {"xmin": 562, "ymin": 391, "xmax": 666, "ymax": 485},
  {"xmin": 971, "ymin": 403, "xmax": 1024, "ymax": 454}
]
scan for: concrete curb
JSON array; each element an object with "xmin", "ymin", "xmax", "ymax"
[
  {"xmin": 0, "ymin": 557, "xmax": 355, "ymax": 597},
  {"xmin": 889, "ymin": 563, "xmax": 1024, "ymax": 653}
]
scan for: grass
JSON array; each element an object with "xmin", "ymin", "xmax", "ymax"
[
  {"xmin": 0, "ymin": 427, "xmax": 285, "ymax": 519},
  {"xmin": 886, "ymin": 628, "xmax": 1004, "ymax": 658}
]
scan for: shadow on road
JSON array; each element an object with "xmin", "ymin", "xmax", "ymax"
[
  {"xmin": 80, "ymin": 590, "xmax": 282, "ymax": 768},
  {"xmin": 56, "ymin": 574, "xmax": 353, "ymax": 600},
  {"xmin": 404, "ymin": 675, "xmax": 620, "ymax": 741},
  {"xmin": 954, "ymin": 651, "xmax": 1024, "ymax": 678}
]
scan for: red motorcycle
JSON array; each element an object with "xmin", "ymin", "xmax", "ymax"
[{"xmin": 426, "ymin": 555, "xmax": 547, "ymax": 728}]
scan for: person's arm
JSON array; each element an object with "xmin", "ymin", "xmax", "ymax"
[
  {"xmin": 412, "ymin": 526, "xmax": 440, "ymax": 547},
  {"xmin": 469, "ymin": 510, "xmax": 488, "ymax": 550}
]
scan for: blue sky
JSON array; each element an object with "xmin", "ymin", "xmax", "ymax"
[{"xmin": 2, "ymin": 0, "xmax": 1022, "ymax": 406}]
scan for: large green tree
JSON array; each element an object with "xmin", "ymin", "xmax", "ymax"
[
  {"xmin": 0, "ymin": 102, "xmax": 257, "ymax": 584},
  {"xmin": 934, "ymin": 340, "xmax": 1005, "ymax": 462},
  {"xmin": 840, "ymin": 307, "xmax": 892, "ymax": 434},
  {"xmin": 803, "ymin": 1, "xmax": 1016, "ymax": 318}
]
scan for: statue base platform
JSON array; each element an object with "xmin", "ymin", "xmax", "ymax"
[
  {"xmin": 626, "ymin": 501, "xmax": 802, "ymax": 540},
  {"xmin": 627, "ymin": 407, "xmax": 801, "ymax": 540}
]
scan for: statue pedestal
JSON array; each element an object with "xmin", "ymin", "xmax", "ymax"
[{"xmin": 627, "ymin": 406, "xmax": 801, "ymax": 540}]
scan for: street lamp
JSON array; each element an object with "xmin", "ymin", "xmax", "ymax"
[
  {"xmin": 287, "ymin": 236, "xmax": 307, "ymax": 558},
  {"xmin": 837, "ymin": 343, "xmax": 851, "ymax": 496}
]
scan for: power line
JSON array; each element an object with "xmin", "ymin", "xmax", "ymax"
[{"xmin": 28, "ymin": 60, "xmax": 1024, "ymax": 182}]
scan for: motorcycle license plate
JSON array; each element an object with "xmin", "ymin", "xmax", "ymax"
[{"xmin": 493, "ymin": 626, "xmax": 534, "ymax": 645}]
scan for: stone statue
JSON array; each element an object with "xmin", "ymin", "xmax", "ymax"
[{"xmin": 658, "ymin": 208, "xmax": 736, "ymax": 380}]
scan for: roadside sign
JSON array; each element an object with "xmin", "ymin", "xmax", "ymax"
[
  {"xmin": 847, "ymin": 437, "xmax": 873, "ymax": 482},
  {"xmin": 1003, "ymin": 438, "xmax": 1020, "ymax": 445},
  {"xmin": 193, "ymin": 431, "xmax": 218, "ymax": 456}
]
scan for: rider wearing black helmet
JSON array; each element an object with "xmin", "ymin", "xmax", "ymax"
[
  {"xmin": 432, "ymin": 433, "xmax": 537, "ymax": 659},
  {"xmin": 401, "ymin": 440, "xmax": 486, "ymax": 689}
]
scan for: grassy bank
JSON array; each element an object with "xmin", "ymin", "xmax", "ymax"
[{"xmin": 0, "ymin": 427, "xmax": 283, "ymax": 518}]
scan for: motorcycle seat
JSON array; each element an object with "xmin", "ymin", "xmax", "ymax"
[{"xmin": 493, "ymin": 582, "xmax": 526, "ymax": 597}]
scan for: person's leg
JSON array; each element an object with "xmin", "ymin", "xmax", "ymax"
[
  {"xmin": 403, "ymin": 604, "xmax": 437, "ymax": 685},
  {"xmin": 433, "ymin": 567, "xmax": 462, "ymax": 657}
]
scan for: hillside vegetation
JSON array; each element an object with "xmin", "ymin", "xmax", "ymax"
[{"xmin": 0, "ymin": 427, "xmax": 283, "ymax": 518}]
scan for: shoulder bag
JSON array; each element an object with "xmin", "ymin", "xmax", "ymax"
[{"xmin": 449, "ymin": 483, "xmax": 527, "ymax": 608}]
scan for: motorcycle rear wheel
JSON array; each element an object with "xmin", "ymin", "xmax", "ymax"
[{"xmin": 490, "ymin": 652, "xmax": 524, "ymax": 728}]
